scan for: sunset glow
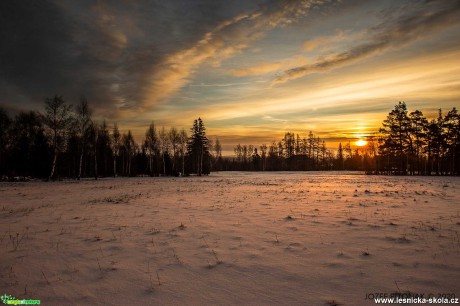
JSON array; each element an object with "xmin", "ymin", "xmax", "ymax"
[
  {"xmin": 1, "ymin": 1, "xmax": 460, "ymax": 155},
  {"xmin": 355, "ymin": 139, "xmax": 368, "ymax": 147}
]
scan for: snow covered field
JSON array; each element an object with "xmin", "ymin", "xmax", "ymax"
[{"xmin": 1, "ymin": 172, "xmax": 459, "ymax": 305}]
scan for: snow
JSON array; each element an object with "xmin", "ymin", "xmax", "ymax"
[{"xmin": 1, "ymin": 172, "xmax": 459, "ymax": 305}]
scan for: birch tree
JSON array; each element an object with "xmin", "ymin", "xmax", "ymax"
[
  {"xmin": 111, "ymin": 123, "xmax": 121, "ymax": 177},
  {"xmin": 144, "ymin": 122, "xmax": 158, "ymax": 176},
  {"xmin": 43, "ymin": 95, "xmax": 73, "ymax": 180},
  {"xmin": 158, "ymin": 127, "xmax": 169, "ymax": 176},
  {"xmin": 179, "ymin": 128, "xmax": 187, "ymax": 175},
  {"xmin": 122, "ymin": 131, "xmax": 135, "ymax": 176},
  {"xmin": 75, "ymin": 96, "xmax": 92, "ymax": 180},
  {"xmin": 87, "ymin": 121, "xmax": 99, "ymax": 179},
  {"xmin": 169, "ymin": 127, "xmax": 180, "ymax": 174}
]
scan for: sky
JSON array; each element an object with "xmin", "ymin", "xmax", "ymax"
[{"xmin": 1, "ymin": 0, "xmax": 460, "ymax": 155}]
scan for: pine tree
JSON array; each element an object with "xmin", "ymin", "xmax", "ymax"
[
  {"xmin": 337, "ymin": 142, "xmax": 344, "ymax": 170},
  {"xmin": 409, "ymin": 110, "xmax": 428, "ymax": 174},
  {"xmin": 186, "ymin": 118, "xmax": 211, "ymax": 175},
  {"xmin": 425, "ymin": 110, "xmax": 445, "ymax": 175},
  {"xmin": 97, "ymin": 120, "xmax": 111, "ymax": 177},
  {"xmin": 122, "ymin": 131, "xmax": 136, "ymax": 176},
  {"xmin": 252, "ymin": 147, "xmax": 261, "ymax": 170},
  {"xmin": 379, "ymin": 102, "xmax": 412, "ymax": 174},
  {"xmin": 444, "ymin": 108, "xmax": 460, "ymax": 175}
]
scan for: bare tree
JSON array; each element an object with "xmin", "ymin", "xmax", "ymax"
[
  {"xmin": 213, "ymin": 138, "xmax": 222, "ymax": 158},
  {"xmin": 234, "ymin": 144, "xmax": 242, "ymax": 162},
  {"xmin": 0, "ymin": 108, "xmax": 11, "ymax": 175},
  {"xmin": 75, "ymin": 96, "xmax": 92, "ymax": 180},
  {"xmin": 144, "ymin": 122, "xmax": 158, "ymax": 176},
  {"xmin": 43, "ymin": 95, "xmax": 73, "ymax": 180},
  {"xmin": 87, "ymin": 121, "xmax": 99, "ymax": 180},
  {"xmin": 179, "ymin": 128, "xmax": 187, "ymax": 175},
  {"xmin": 260, "ymin": 144, "xmax": 267, "ymax": 171},
  {"xmin": 169, "ymin": 127, "xmax": 180, "ymax": 174},
  {"xmin": 158, "ymin": 127, "xmax": 170, "ymax": 176},
  {"xmin": 111, "ymin": 123, "xmax": 121, "ymax": 177},
  {"xmin": 122, "ymin": 131, "xmax": 135, "ymax": 176},
  {"xmin": 213, "ymin": 138, "xmax": 222, "ymax": 169}
]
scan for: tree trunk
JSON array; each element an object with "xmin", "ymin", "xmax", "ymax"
[
  {"xmin": 182, "ymin": 149, "xmax": 185, "ymax": 175},
  {"xmin": 148, "ymin": 156, "xmax": 152, "ymax": 176},
  {"xmin": 122, "ymin": 155, "xmax": 125, "ymax": 176},
  {"xmin": 162, "ymin": 153, "xmax": 166, "ymax": 176},
  {"xmin": 49, "ymin": 149, "xmax": 58, "ymax": 181},
  {"xmin": 94, "ymin": 151, "xmax": 98, "ymax": 180},
  {"xmin": 78, "ymin": 150, "xmax": 84, "ymax": 180},
  {"xmin": 172, "ymin": 149, "xmax": 175, "ymax": 174},
  {"xmin": 113, "ymin": 156, "xmax": 117, "ymax": 177},
  {"xmin": 200, "ymin": 144, "xmax": 204, "ymax": 176}
]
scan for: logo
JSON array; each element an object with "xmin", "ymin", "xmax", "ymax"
[{"xmin": 1, "ymin": 294, "xmax": 40, "ymax": 305}]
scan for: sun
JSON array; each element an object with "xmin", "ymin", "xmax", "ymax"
[{"xmin": 355, "ymin": 139, "xmax": 368, "ymax": 147}]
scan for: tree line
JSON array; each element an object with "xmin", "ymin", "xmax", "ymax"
[
  {"xmin": 222, "ymin": 131, "xmax": 373, "ymax": 172},
  {"xmin": 224, "ymin": 102, "xmax": 459, "ymax": 175},
  {"xmin": 377, "ymin": 102, "xmax": 460, "ymax": 175},
  {"xmin": 1, "ymin": 99, "xmax": 459, "ymax": 178},
  {"xmin": 0, "ymin": 96, "xmax": 217, "ymax": 180}
]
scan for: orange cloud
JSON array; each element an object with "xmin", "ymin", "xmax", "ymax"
[
  {"xmin": 275, "ymin": 1, "xmax": 460, "ymax": 84},
  {"xmin": 229, "ymin": 63, "xmax": 282, "ymax": 76},
  {"xmin": 302, "ymin": 30, "xmax": 352, "ymax": 51},
  {"xmin": 141, "ymin": 1, "xmax": 321, "ymax": 109}
]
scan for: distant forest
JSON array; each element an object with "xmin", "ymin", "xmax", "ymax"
[
  {"xmin": 0, "ymin": 98, "xmax": 459, "ymax": 180},
  {"xmin": 227, "ymin": 102, "xmax": 460, "ymax": 176}
]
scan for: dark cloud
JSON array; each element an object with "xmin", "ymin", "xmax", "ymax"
[
  {"xmin": 275, "ymin": 0, "xmax": 460, "ymax": 84},
  {"xmin": 0, "ymin": 0, "xmax": 346, "ymax": 117},
  {"xmin": 116, "ymin": 0, "xmax": 327, "ymax": 112},
  {"xmin": 0, "ymin": 0, "xmax": 266, "ymax": 115},
  {"xmin": 0, "ymin": 2, "xmax": 76, "ymax": 102}
]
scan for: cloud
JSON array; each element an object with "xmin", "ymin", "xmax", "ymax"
[
  {"xmin": 227, "ymin": 55, "xmax": 310, "ymax": 77},
  {"xmin": 262, "ymin": 115, "xmax": 287, "ymax": 123},
  {"xmin": 229, "ymin": 63, "xmax": 282, "ymax": 77},
  {"xmin": 275, "ymin": 0, "xmax": 460, "ymax": 84},
  {"xmin": 302, "ymin": 30, "xmax": 349, "ymax": 51},
  {"xmin": 0, "ymin": 0, "xmax": 331, "ymax": 116},
  {"xmin": 303, "ymin": 36, "xmax": 332, "ymax": 52},
  {"xmin": 303, "ymin": 38, "xmax": 327, "ymax": 52},
  {"xmin": 0, "ymin": 1, "xmax": 145, "ymax": 116},
  {"xmin": 189, "ymin": 82, "xmax": 250, "ymax": 87},
  {"xmin": 142, "ymin": 0, "xmax": 326, "ymax": 109}
]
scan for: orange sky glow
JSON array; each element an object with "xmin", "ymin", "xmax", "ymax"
[{"xmin": 1, "ymin": 1, "xmax": 460, "ymax": 155}]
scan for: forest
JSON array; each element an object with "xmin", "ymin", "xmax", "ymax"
[
  {"xmin": 0, "ymin": 99, "xmax": 459, "ymax": 180},
  {"xmin": 227, "ymin": 102, "xmax": 460, "ymax": 175},
  {"xmin": 0, "ymin": 96, "xmax": 213, "ymax": 180}
]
